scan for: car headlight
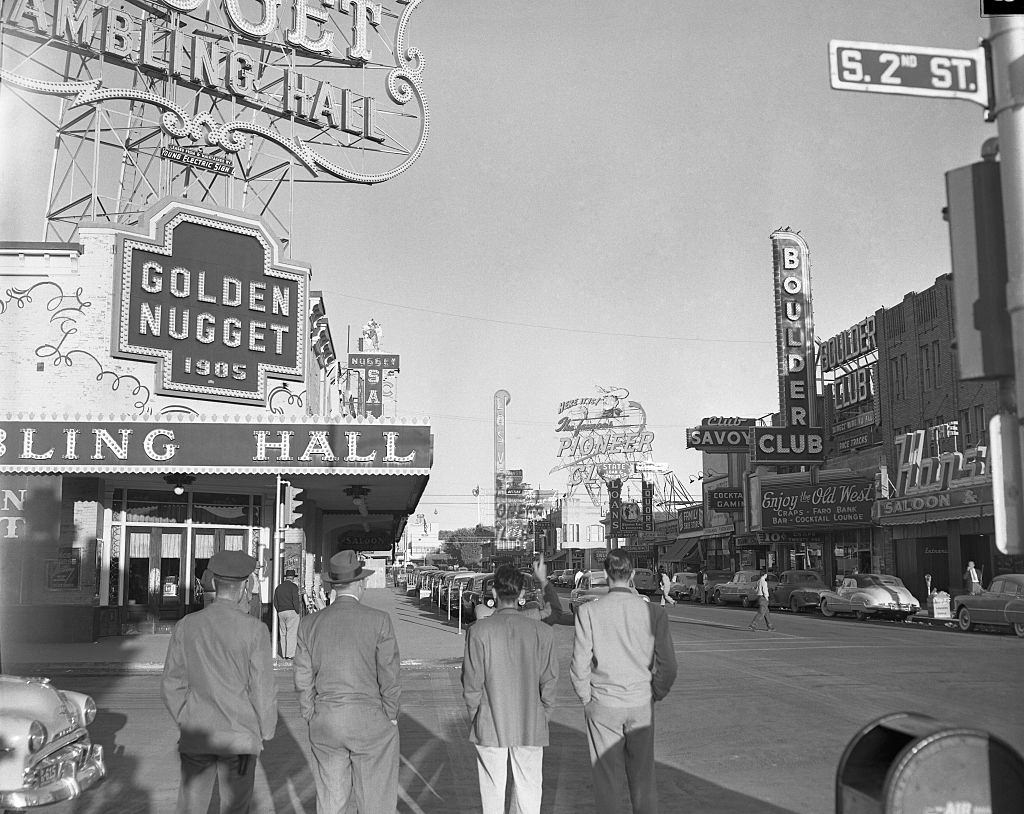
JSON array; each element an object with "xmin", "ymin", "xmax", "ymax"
[
  {"xmin": 485, "ymin": 598, "xmax": 495, "ymax": 607},
  {"xmin": 83, "ymin": 696, "xmax": 97, "ymax": 725},
  {"xmin": 28, "ymin": 721, "xmax": 47, "ymax": 753}
]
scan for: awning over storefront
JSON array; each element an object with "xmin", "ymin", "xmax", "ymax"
[
  {"xmin": 661, "ymin": 536, "xmax": 702, "ymax": 564},
  {"xmin": 0, "ymin": 414, "xmax": 432, "ymax": 476}
]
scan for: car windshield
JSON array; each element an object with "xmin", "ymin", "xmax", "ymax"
[{"xmin": 590, "ymin": 574, "xmax": 608, "ymax": 587}]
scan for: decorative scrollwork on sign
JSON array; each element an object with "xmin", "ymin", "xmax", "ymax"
[
  {"xmin": 0, "ymin": 281, "xmax": 152, "ymax": 410},
  {"xmin": 268, "ymin": 383, "xmax": 306, "ymax": 415}
]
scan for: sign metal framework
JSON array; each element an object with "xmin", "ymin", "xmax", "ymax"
[{"xmin": 1, "ymin": 0, "xmax": 431, "ymax": 241}]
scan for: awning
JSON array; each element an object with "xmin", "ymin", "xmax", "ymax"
[
  {"xmin": 0, "ymin": 414, "xmax": 432, "ymax": 476},
  {"xmin": 661, "ymin": 537, "xmax": 702, "ymax": 564}
]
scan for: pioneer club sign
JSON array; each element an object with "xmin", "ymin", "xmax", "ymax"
[{"xmin": 112, "ymin": 202, "xmax": 308, "ymax": 404}]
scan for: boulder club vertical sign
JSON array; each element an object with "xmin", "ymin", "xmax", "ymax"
[{"xmin": 113, "ymin": 201, "xmax": 308, "ymax": 404}]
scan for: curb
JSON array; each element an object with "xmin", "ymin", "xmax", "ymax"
[{"xmin": 7, "ymin": 658, "xmax": 466, "ymax": 677}]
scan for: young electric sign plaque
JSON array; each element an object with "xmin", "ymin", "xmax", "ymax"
[{"xmin": 112, "ymin": 201, "xmax": 308, "ymax": 404}]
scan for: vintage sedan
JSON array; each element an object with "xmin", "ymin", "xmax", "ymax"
[
  {"xmin": 668, "ymin": 572, "xmax": 699, "ymax": 601},
  {"xmin": 770, "ymin": 569, "xmax": 829, "ymax": 613},
  {"xmin": 819, "ymin": 573, "xmax": 921, "ymax": 621},
  {"xmin": 713, "ymin": 571, "xmax": 779, "ymax": 607},
  {"xmin": 0, "ymin": 675, "xmax": 105, "ymax": 810},
  {"xmin": 953, "ymin": 573, "xmax": 1024, "ymax": 637},
  {"xmin": 569, "ymin": 570, "xmax": 649, "ymax": 614},
  {"xmin": 631, "ymin": 568, "xmax": 660, "ymax": 596}
]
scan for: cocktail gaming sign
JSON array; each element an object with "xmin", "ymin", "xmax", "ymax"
[{"xmin": 1, "ymin": 0, "xmax": 430, "ymax": 184}]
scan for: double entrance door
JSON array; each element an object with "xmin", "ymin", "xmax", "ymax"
[{"xmin": 125, "ymin": 526, "xmax": 248, "ymax": 619}]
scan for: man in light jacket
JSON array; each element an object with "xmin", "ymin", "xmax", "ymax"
[
  {"xmin": 571, "ymin": 549, "xmax": 677, "ymax": 814},
  {"xmin": 162, "ymin": 550, "xmax": 277, "ymax": 814},
  {"xmin": 463, "ymin": 565, "xmax": 559, "ymax": 814}
]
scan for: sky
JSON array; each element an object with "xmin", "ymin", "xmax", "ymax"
[
  {"xmin": 0, "ymin": 0, "xmax": 994, "ymax": 531},
  {"xmin": 289, "ymin": 0, "xmax": 992, "ymax": 529}
]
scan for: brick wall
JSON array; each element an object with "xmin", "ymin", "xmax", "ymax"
[{"xmin": 875, "ymin": 274, "xmax": 999, "ymax": 471}]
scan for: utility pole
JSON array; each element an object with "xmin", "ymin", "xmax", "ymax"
[{"xmin": 988, "ymin": 15, "xmax": 1024, "ymax": 555}]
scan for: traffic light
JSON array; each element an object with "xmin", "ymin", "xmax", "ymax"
[
  {"xmin": 282, "ymin": 484, "xmax": 306, "ymax": 528},
  {"xmin": 945, "ymin": 160, "xmax": 1015, "ymax": 379}
]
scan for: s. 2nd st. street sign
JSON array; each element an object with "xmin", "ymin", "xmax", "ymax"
[{"xmin": 829, "ymin": 40, "xmax": 989, "ymax": 108}]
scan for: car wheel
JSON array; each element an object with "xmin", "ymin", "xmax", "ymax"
[
  {"xmin": 1012, "ymin": 622, "xmax": 1024, "ymax": 638},
  {"xmin": 713, "ymin": 590, "xmax": 723, "ymax": 605},
  {"xmin": 820, "ymin": 599, "xmax": 835, "ymax": 618},
  {"xmin": 790, "ymin": 597, "xmax": 801, "ymax": 614},
  {"xmin": 741, "ymin": 595, "xmax": 751, "ymax": 608},
  {"xmin": 958, "ymin": 607, "xmax": 974, "ymax": 632},
  {"xmin": 855, "ymin": 610, "xmax": 870, "ymax": 621}
]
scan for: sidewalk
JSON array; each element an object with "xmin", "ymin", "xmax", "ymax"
[{"xmin": 2, "ymin": 589, "xmax": 473, "ymax": 675}]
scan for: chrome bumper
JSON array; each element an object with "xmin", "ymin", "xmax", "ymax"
[{"xmin": 0, "ymin": 743, "xmax": 105, "ymax": 809}]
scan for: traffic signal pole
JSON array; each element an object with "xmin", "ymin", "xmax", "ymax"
[{"xmin": 989, "ymin": 15, "xmax": 1024, "ymax": 555}]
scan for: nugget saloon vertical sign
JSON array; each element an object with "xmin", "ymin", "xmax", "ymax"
[{"xmin": 113, "ymin": 202, "xmax": 308, "ymax": 404}]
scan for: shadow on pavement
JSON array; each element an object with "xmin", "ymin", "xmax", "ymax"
[
  {"xmin": 65, "ymin": 708, "xmax": 154, "ymax": 814},
  {"xmin": 259, "ymin": 710, "xmax": 316, "ymax": 814}
]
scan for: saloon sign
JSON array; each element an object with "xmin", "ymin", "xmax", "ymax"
[
  {"xmin": 760, "ymin": 481, "xmax": 873, "ymax": 529},
  {"xmin": 113, "ymin": 202, "xmax": 307, "ymax": 404}
]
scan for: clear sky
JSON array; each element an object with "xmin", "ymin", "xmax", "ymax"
[
  {"xmin": 0, "ymin": 0, "xmax": 993, "ymax": 531},
  {"xmin": 289, "ymin": 0, "xmax": 991, "ymax": 529}
]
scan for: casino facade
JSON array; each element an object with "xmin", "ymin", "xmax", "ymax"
[{"xmin": 0, "ymin": 202, "xmax": 433, "ymax": 643}]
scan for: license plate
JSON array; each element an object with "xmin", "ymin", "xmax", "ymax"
[{"xmin": 35, "ymin": 762, "xmax": 60, "ymax": 786}]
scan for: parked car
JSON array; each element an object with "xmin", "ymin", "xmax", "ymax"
[
  {"xmin": 569, "ymin": 570, "xmax": 650, "ymax": 614},
  {"xmin": 445, "ymin": 572, "xmax": 485, "ymax": 614},
  {"xmin": 668, "ymin": 572, "xmax": 699, "ymax": 601},
  {"xmin": 553, "ymin": 569, "xmax": 572, "ymax": 587},
  {"xmin": 770, "ymin": 569, "xmax": 829, "ymax": 613},
  {"xmin": 818, "ymin": 574, "xmax": 921, "ymax": 621},
  {"xmin": 631, "ymin": 568, "xmax": 660, "ymax": 596},
  {"xmin": 713, "ymin": 571, "xmax": 779, "ymax": 607},
  {"xmin": 0, "ymin": 675, "xmax": 106, "ymax": 809},
  {"xmin": 952, "ymin": 573, "xmax": 1024, "ymax": 637}
]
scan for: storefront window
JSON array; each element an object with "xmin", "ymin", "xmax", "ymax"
[
  {"xmin": 192, "ymin": 492, "xmax": 253, "ymax": 526},
  {"xmin": 125, "ymin": 490, "xmax": 188, "ymax": 524}
]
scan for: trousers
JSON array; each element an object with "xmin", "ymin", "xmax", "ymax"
[
  {"xmin": 277, "ymin": 609, "xmax": 300, "ymax": 658},
  {"xmin": 308, "ymin": 705, "xmax": 399, "ymax": 814},
  {"xmin": 475, "ymin": 744, "xmax": 544, "ymax": 814},
  {"xmin": 750, "ymin": 596, "xmax": 774, "ymax": 630},
  {"xmin": 584, "ymin": 702, "xmax": 657, "ymax": 814},
  {"xmin": 177, "ymin": 752, "xmax": 256, "ymax": 814}
]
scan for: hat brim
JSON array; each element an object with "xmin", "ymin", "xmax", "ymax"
[{"xmin": 326, "ymin": 567, "xmax": 374, "ymax": 586}]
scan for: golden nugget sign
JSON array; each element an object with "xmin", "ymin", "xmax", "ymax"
[
  {"xmin": 113, "ymin": 202, "xmax": 307, "ymax": 403},
  {"xmin": 1, "ymin": 0, "xmax": 429, "ymax": 183}
]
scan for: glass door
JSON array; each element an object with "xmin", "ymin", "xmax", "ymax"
[{"xmin": 126, "ymin": 527, "xmax": 185, "ymax": 619}]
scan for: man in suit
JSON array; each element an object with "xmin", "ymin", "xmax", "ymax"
[
  {"xmin": 571, "ymin": 549, "xmax": 677, "ymax": 814},
  {"xmin": 294, "ymin": 550, "xmax": 401, "ymax": 814},
  {"xmin": 462, "ymin": 565, "xmax": 559, "ymax": 814},
  {"xmin": 162, "ymin": 550, "xmax": 277, "ymax": 814}
]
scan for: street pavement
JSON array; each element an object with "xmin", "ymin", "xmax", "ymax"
[{"xmin": 7, "ymin": 588, "xmax": 1024, "ymax": 813}]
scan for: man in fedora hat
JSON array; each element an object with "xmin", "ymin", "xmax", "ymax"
[
  {"xmin": 162, "ymin": 549, "xmax": 277, "ymax": 814},
  {"xmin": 273, "ymin": 567, "xmax": 303, "ymax": 659},
  {"xmin": 294, "ymin": 549, "xmax": 401, "ymax": 814}
]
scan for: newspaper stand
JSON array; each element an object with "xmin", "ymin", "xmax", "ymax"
[{"xmin": 836, "ymin": 712, "xmax": 1024, "ymax": 813}]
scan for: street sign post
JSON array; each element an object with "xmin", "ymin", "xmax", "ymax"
[{"xmin": 828, "ymin": 40, "xmax": 989, "ymax": 108}]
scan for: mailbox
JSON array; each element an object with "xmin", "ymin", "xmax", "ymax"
[{"xmin": 837, "ymin": 712, "xmax": 1024, "ymax": 813}]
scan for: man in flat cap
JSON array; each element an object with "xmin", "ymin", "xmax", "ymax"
[
  {"xmin": 161, "ymin": 549, "xmax": 278, "ymax": 814},
  {"xmin": 294, "ymin": 549, "xmax": 401, "ymax": 814}
]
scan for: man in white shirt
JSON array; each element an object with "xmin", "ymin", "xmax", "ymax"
[
  {"xmin": 574, "ymin": 568, "xmax": 585, "ymax": 589},
  {"xmin": 747, "ymin": 572, "xmax": 775, "ymax": 632},
  {"xmin": 965, "ymin": 561, "xmax": 982, "ymax": 595}
]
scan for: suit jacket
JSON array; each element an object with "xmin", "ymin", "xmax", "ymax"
[
  {"xmin": 462, "ymin": 607, "xmax": 559, "ymax": 747},
  {"xmin": 571, "ymin": 588, "xmax": 677, "ymax": 708},
  {"xmin": 293, "ymin": 595, "xmax": 401, "ymax": 721},
  {"xmin": 161, "ymin": 601, "xmax": 277, "ymax": 755}
]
